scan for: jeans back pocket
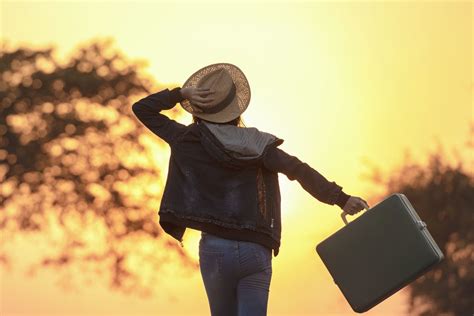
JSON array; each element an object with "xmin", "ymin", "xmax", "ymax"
[
  {"xmin": 199, "ymin": 248, "xmax": 224, "ymax": 281},
  {"xmin": 253, "ymin": 243, "xmax": 272, "ymax": 271}
]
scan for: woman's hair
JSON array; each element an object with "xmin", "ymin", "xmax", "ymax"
[{"xmin": 193, "ymin": 115, "xmax": 246, "ymax": 127}]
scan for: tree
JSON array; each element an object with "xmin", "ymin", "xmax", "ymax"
[
  {"xmin": 0, "ymin": 37, "xmax": 197, "ymax": 297},
  {"xmin": 364, "ymin": 125, "xmax": 474, "ymax": 316}
]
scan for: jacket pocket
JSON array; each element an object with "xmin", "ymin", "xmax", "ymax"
[
  {"xmin": 256, "ymin": 167, "xmax": 275, "ymax": 230},
  {"xmin": 256, "ymin": 167, "xmax": 268, "ymax": 221}
]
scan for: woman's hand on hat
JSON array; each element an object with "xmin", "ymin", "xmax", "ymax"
[{"xmin": 180, "ymin": 87, "xmax": 215, "ymax": 113}]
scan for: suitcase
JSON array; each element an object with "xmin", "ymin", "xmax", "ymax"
[{"xmin": 316, "ymin": 193, "xmax": 444, "ymax": 313}]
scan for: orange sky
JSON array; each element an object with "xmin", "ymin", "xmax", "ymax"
[{"xmin": 1, "ymin": 1, "xmax": 472, "ymax": 315}]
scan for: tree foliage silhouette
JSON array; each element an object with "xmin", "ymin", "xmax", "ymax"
[
  {"xmin": 365, "ymin": 126, "xmax": 474, "ymax": 316},
  {"xmin": 0, "ymin": 38, "xmax": 197, "ymax": 297}
]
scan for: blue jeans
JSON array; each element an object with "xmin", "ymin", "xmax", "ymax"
[{"xmin": 199, "ymin": 231, "xmax": 273, "ymax": 316}]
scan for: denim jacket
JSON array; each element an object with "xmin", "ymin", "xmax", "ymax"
[{"xmin": 132, "ymin": 87, "xmax": 350, "ymax": 257}]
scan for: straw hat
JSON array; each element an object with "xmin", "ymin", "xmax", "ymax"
[{"xmin": 180, "ymin": 63, "xmax": 251, "ymax": 123}]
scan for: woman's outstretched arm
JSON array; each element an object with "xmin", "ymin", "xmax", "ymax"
[
  {"xmin": 262, "ymin": 146, "xmax": 351, "ymax": 209},
  {"xmin": 131, "ymin": 87, "xmax": 187, "ymax": 146}
]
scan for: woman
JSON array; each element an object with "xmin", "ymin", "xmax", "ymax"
[{"xmin": 131, "ymin": 63, "xmax": 370, "ymax": 316}]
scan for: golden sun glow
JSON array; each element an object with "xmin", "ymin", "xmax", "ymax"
[{"xmin": 1, "ymin": 1, "xmax": 471, "ymax": 315}]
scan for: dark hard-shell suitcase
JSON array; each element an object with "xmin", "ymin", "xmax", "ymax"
[{"xmin": 316, "ymin": 193, "xmax": 444, "ymax": 313}]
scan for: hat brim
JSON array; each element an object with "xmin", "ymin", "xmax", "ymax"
[{"xmin": 180, "ymin": 63, "xmax": 251, "ymax": 123}]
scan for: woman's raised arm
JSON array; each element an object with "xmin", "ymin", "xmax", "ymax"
[{"xmin": 131, "ymin": 87, "xmax": 187, "ymax": 146}]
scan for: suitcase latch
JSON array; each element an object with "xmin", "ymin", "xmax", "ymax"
[{"xmin": 416, "ymin": 220, "xmax": 427, "ymax": 230}]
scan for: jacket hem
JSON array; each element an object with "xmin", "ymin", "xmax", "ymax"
[{"xmin": 159, "ymin": 209, "xmax": 281, "ymax": 257}]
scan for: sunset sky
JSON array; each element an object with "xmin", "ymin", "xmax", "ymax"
[{"xmin": 1, "ymin": 1, "xmax": 472, "ymax": 315}]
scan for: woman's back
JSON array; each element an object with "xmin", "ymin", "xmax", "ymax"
[{"xmin": 159, "ymin": 118, "xmax": 284, "ymax": 256}]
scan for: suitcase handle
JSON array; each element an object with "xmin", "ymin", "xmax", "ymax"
[{"xmin": 340, "ymin": 206, "xmax": 370, "ymax": 225}]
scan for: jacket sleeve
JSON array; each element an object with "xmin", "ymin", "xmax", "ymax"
[
  {"xmin": 262, "ymin": 146, "xmax": 351, "ymax": 209},
  {"xmin": 131, "ymin": 87, "xmax": 187, "ymax": 146}
]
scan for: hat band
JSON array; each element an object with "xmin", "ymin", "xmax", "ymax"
[{"xmin": 194, "ymin": 81, "xmax": 236, "ymax": 114}]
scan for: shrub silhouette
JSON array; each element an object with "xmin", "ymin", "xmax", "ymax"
[
  {"xmin": 364, "ymin": 125, "xmax": 474, "ymax": 316},
  {"xmin": 0, "ymin": 38, "xmax": 197, "ymax": 297}
]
